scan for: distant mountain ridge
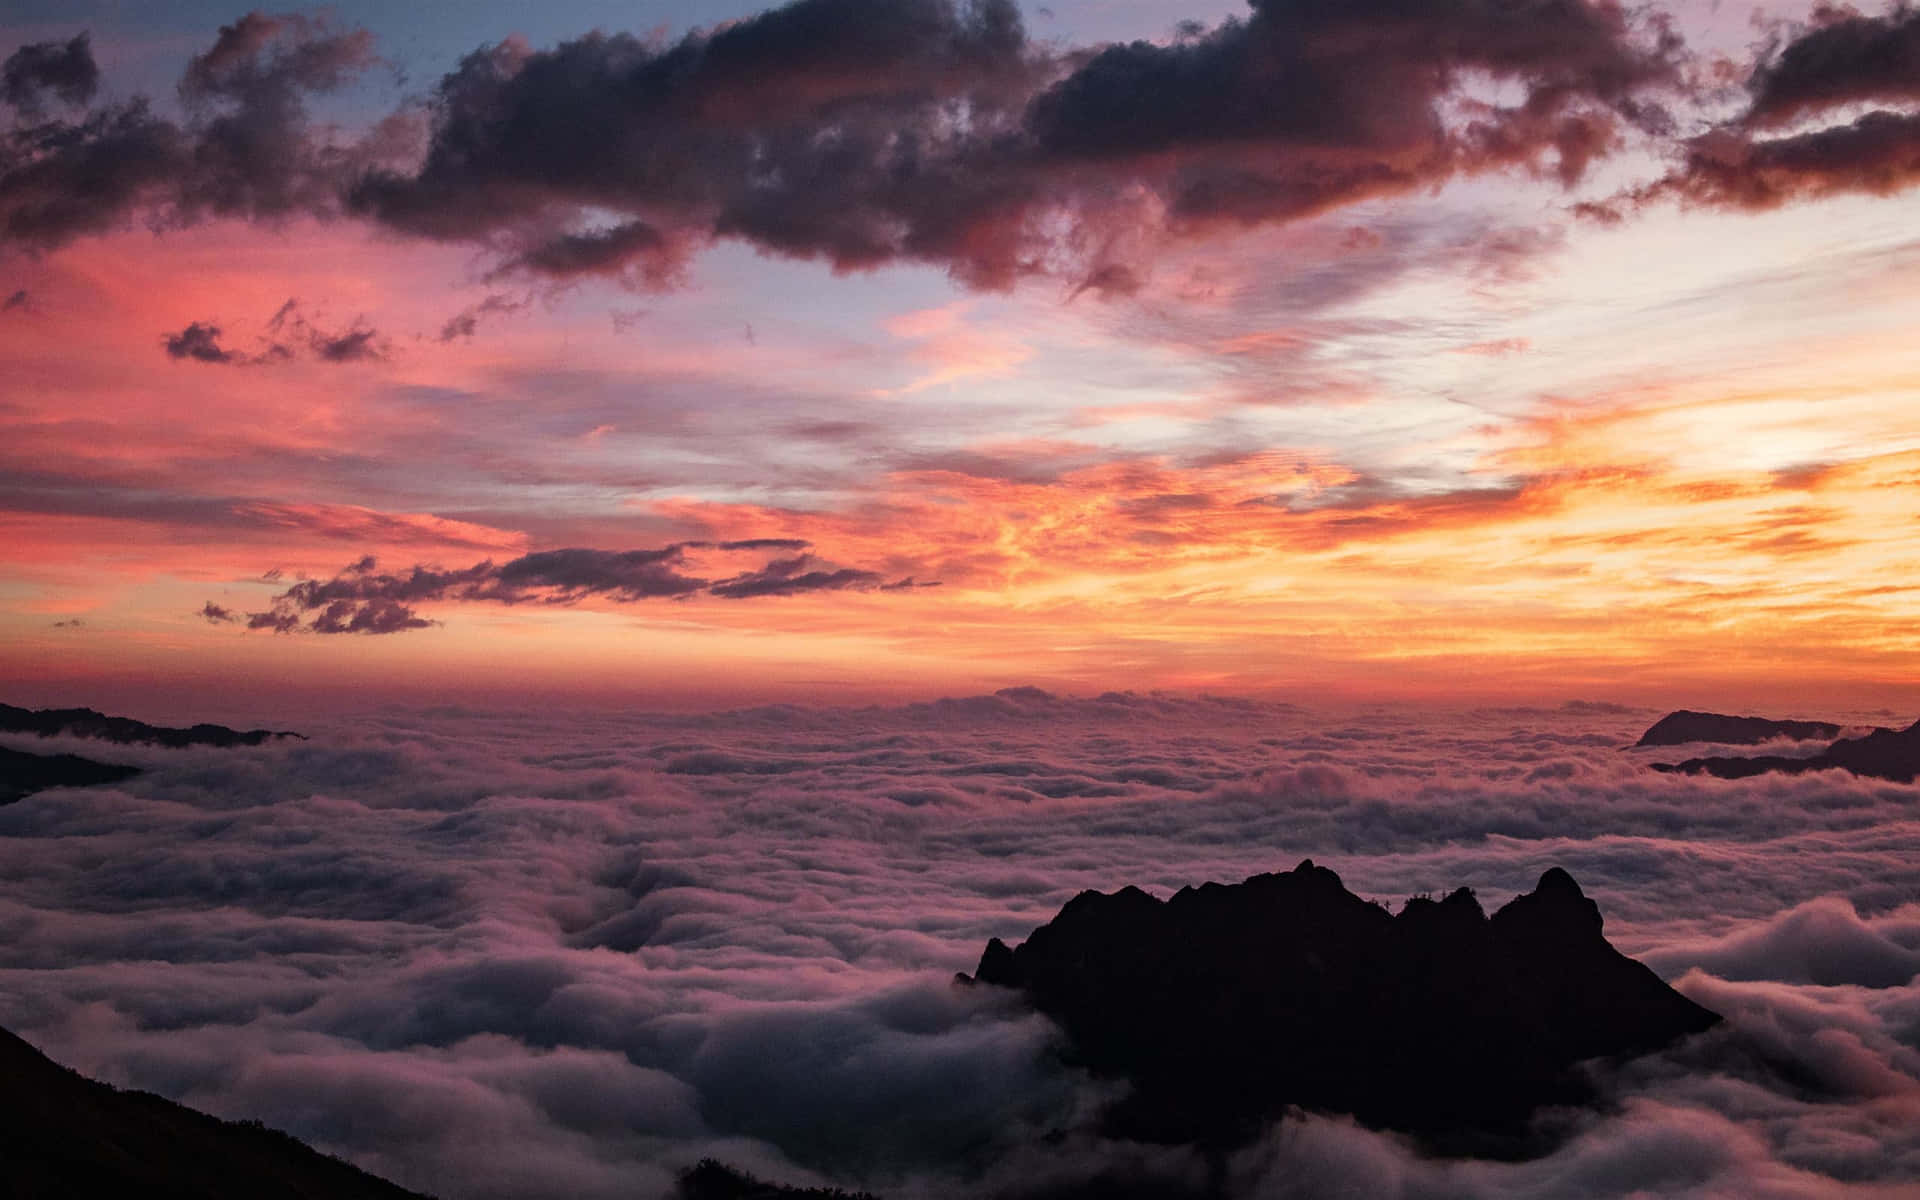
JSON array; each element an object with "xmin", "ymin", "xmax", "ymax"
[
  {"xmin": 0, "ymin": 1022, "xmax": 433, "ymax": 1198},
  {"xmin": 962, "ymin": 861, "xmax": 1718, "ymax": 1155},
  {"xmin": 1634, "ymin": 709, "xmax": 1851, "ymax": 747},
  {"xmin": 1654, "ymin": 717, "xmax": 1920, "ymax": 783},
  {"xmin": 0, "ymin": 745, "xmax": 141, "ymax": 805},
  {"xmin": 0, "ymin": 702, "xmax": 302, "ymax": 747}
]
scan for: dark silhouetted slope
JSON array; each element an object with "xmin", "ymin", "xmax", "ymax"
[
  {"xmin": 1634, "ymin": 709, "xmax": 1847, "ymax": 747},
  {"xmin": 962, "ymin": 861, "xmax": 1718, "ymax": 1154},
  {"xmin": 0, "ymin": 702, "xmax": 302, "ymax": 747},
  {"xmin": 0, "ymin": 1023, "xmax": 433, "ymax": 1198},
  {"xmin": 1656, "ymin": 718, "xmax": 1920, "ymax": 783},
  {"xmin": 0, "ymin": 744, "xmax": 140, "ymax": 804},
  {"xmin": 677, "ymin": 1159, "xmax": 880, "ymax": 1200}
]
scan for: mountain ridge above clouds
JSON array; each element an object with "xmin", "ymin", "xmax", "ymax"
[
  {"xmin": 1633, "ymin": 709, "xmax": 1854, "ymax": 748},
  {"xmin": 961, "ymin": 860, "xmax": 1720, "ymax": 1158},
  {"xmin": 0, "ymin": 700, "xmax": 307, "ymax": 804},
  {"xmin": 1650, "ymin": 714, "xmax": 1920, "ymax": 783},
  {"xmin": 0, "ymin": 701, "xmax": 303, "ymax": 747},
  {"xmin": 0, "ymin": 743, "xmax": 140, "ymax": 804}
]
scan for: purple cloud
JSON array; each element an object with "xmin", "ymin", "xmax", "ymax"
[{"xmin": 229, "ymin": 541, "xmax": 918, "ymax": 633}]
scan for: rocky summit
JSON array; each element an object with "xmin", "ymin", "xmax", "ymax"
[{"xmin": 963, "ymin": 861, "xmax": 1719, "ymax": 1155}]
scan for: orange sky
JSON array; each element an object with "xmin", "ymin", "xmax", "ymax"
[{"xmin": 4, "ymin": 1, "xmax": 1920, "ymax": 716}]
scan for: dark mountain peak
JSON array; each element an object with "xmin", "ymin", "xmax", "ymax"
[
  {"xmin": 1635, "ymin": 709, "xmax": 1847, "ymax": 748},
  {"xmin": 1491, "ymin": 867, "xmax": 1604, "ymax": 940},
  {"xmin": 964, "ymin": 863, "xmax": 1717, "ymax": 1155},
  {"xmin": 0, "ymin": 702, "xmax": 303, "ymax": 748},
  {"xmin": 1535, "ymin": 865, "xmax": 1582, "ymax": 895}
]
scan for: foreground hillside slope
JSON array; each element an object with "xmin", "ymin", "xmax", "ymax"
[{"xmin": 0, "ymin": 1024, "xmax": 433, "ymax": 1199}]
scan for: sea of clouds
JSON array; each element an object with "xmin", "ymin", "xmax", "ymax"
[{"xmin": 0, "ymin": 689, "xmax": 1915, "ymax": 1198}]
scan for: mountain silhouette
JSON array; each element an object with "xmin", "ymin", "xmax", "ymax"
[
  {"xmin": 0, "ymin": 745, "xmax": 141, "ymax": 804},
  {"xmin": 0, "ymin": 1022, "xmax": 433, "ymax": 1198},
  {"xmin": 0, "ymin": 702, "xmax": 302, "ymax": 748},
  {"xmin": 1634, "ymin": 709, "xmax": 1849, "ymax": 747},
  {"xmin": 1655, "ymin": 717, "xmax": 1920, "ymax": 783},
  {"xmin": 962, "ymin": 861, "xmax": 1718, "ymax": 1155},
  {"xmin": 677, "ymin": 1159, "xmax": 880, "ymax": 1200}
]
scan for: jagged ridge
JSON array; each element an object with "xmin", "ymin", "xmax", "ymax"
[{"xmin": 963, "ymin": 861, "xmax": 1718, "ymax": 1154}]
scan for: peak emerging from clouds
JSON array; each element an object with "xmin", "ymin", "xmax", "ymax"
[{"xmin": 965, "ymin": 859, "xmax": 1720, "ymax": 1154}]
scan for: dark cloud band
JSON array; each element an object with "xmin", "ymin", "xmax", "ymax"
[
  {"xmin": 4, "ymin": 0, "xmax": 1687, "ymax": 290},
  {"xmin": 225, "ymin": 541, "xmax": 918, "ymax": 634}
]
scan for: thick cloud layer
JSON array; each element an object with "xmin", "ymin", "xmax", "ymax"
[
  {"xmin": 1611, "ymin": 4, "xmax": 1920, "ymax": 215},
  {"xmin": 0, "ymin": 696, "xmax": 1914, "ymax": 1198},
  {"xmin": 3, "ymin": 0, "xmax": 1686, "ymax": 289},
  {"xmin": 346, "ymin": 0, "xmax": 1680, "ymax": 288},
  {"xmin": 19, "ymin": 2, "xmax": 1920, "ymax": 290},
  {"xmin": 0, "ymin": 14, "xmax": 391, "ymax": 249},
  {"xmin": 1, "ymin": 33, "xmax": 99, "ymax": 116}
]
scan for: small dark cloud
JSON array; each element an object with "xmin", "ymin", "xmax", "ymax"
[
  {"xmin": 2, "ymin": 289, "xmax": 28, "ymax": 313},
  {"xmin": 164, "ymin": 321, "xmax": 239, "ymax": 363},
  {"xmin": 714, "ymin": 538, "xmax": 812, "ymax": 552},
  {"xmin": 497, "ymin": 221, "xmax": 687, "ymax": 289},
  {"xmin": 160, "ymin": 300, "xmax": 387, "ymax": 365},
  {"xmin": 49, "ymin": 617, "xmax": 85, "ymax": 628},
  {"xmin": 708, "ymin": 556, "xmax": 884, "ymax": 599},
  {"xmin": 306, "ymin": 596, "xmax": 435, "ymax": 634},
  {"xmin": 200, "ymin": 602, "xmax": 239, "ymax": 624},
  {"xmin": 2, "ymin": 33, "xmax": 100, "ymax": 115},
  {"xmin": 310, "ymin": 323, "xmax": 384, "ymax": 362},
  {"xmin": 438, "ymin": 293, "xmax": 525, "ymax": 342},
  {"xmin": 224, "ymin": 540, "xmax": 927, "ymax": 634},
  {"xmin": 1069, "ymin": 263, "xmax": 1141, "ymax": 302}
]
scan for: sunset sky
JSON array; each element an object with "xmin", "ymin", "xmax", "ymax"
[{"xmin": 6, "ymin": 0, "xmax": 1920, "ymax": 714}]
